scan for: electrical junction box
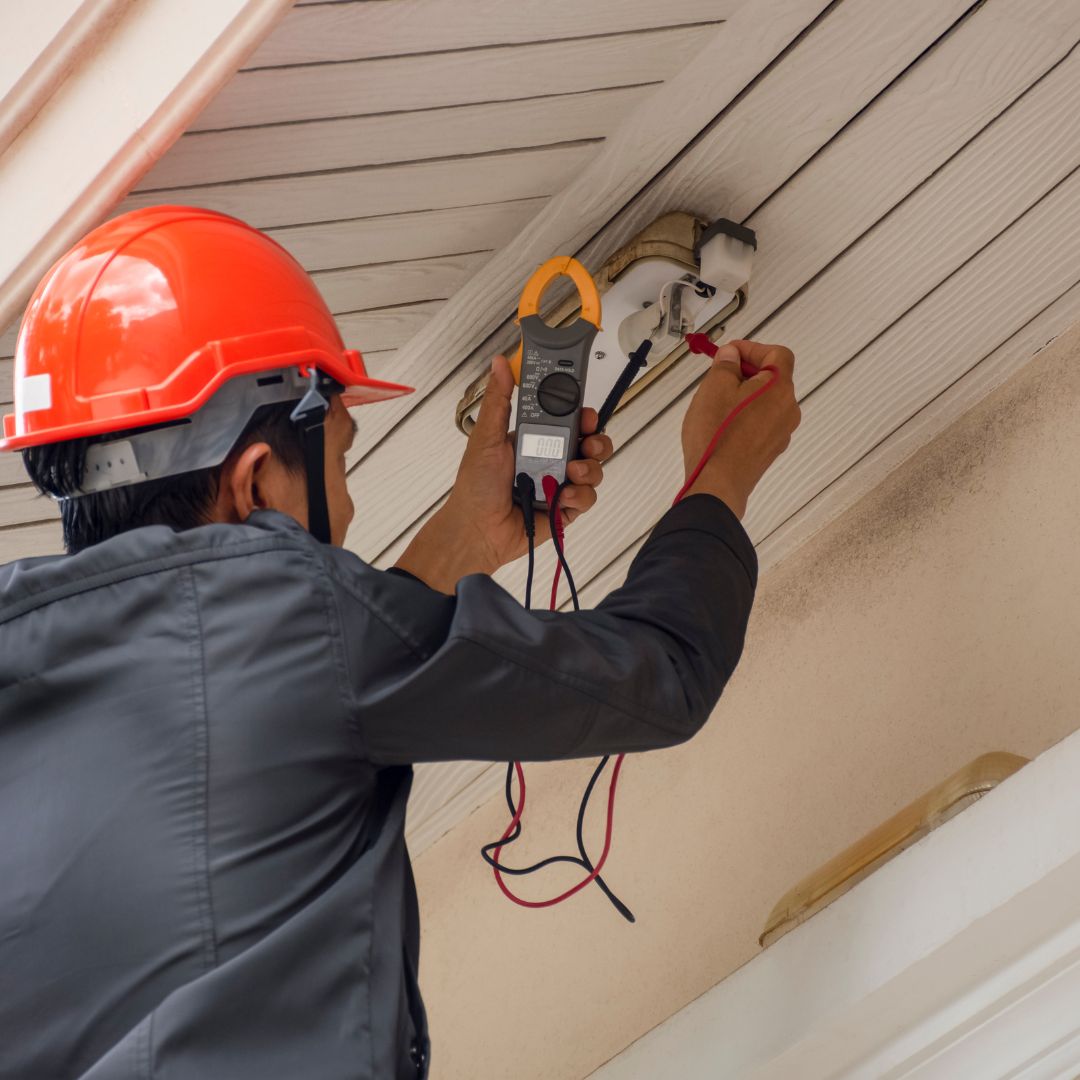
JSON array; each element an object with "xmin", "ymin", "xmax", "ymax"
[{"xmin": 454, "ymin": 212, "xmax": 755, "ymax": 435}]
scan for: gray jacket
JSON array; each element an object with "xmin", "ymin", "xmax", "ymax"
[{"xmin": 0, "ymin": 496, "xmax": 756, "ymax": 1079}]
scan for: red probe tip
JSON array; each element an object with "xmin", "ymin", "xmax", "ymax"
[{"xmin": 685, "ymin": 332, "xmax": 719, "ymax": 358}]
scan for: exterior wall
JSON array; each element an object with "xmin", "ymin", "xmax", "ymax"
[{"xmin": 412, "ymin": 320, "xmax": 1080, "ymax": 1080}]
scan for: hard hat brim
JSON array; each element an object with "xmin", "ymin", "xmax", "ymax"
[{"xmin": 1, "ymin": 329, "xmax": 414, "ymax": 452}]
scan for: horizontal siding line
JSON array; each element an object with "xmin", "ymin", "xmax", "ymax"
[
  {"xmin": 551, "ymin": 117, "xmax": 1080, "ymax": 509},
  {"xmin": 334, "ymin": 296, "xmax": 453, "ymax": 319},
  {"xmin": 371, "ymin": 502, "xmax": 442, "ymax": 568},
  {"xmin": 743, "ymin": 0, "xmax": 985, "ymax": 223},
  {"xmin": 194, "ymin": 23, "xmax": 708, "ymax": 131},
  {"xmin": 266, "ymin": 195, "xmax": 548, "ymax": 236},
  {"xmin": 0, "ymin": 516, "xmax": 56, "ymax": 533},
  {"xmin": 238, "ymin": 20, "xmax": 725, "ymax": 73},
  {"xmin": 169, "ymin": 81, "xmax": 663, "ymax": 139},
  {"xmin": 753, "ymin": 274, "xmax": 1080, "ymax": 554},
  {"xmin": 122, "ymin": 143, "xmax": 593, "ymax": 231},
  {"xmin": 133, "ymin": 137, "xmax": 604, "ymax": 195},
  {"xmin": 631, "ymin": 0, "xmax": 847, "ymax": 199},
  {"xmin": 794, "ymin": 159, "xmax": 1080, "ymax": 407},
  {"xmin": 745, "ymin": 39, "xmax": 1080, "ymax": 354},
  {"xmin": 313, "ymin": 249, "xmax": 493, "ymax": 279},
  {"xmin": 570, "ymin": 287, "xmax": 1080, "ymax": 608},
  {"xmin": 540, "ymin": 4, "xmax": 844, "ymax": 255},
  {"xmin": 562, "ymin": 272, "xmax": 1080, "ymax": 607},
  {"xmin": 539, "ymin": 131, "xmax": 1080, "ymax": 607},
  {"xmin": 344, "ymin": 331, "xmax": 486, "ymax": 480}
]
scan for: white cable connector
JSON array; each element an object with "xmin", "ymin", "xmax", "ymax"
[
  {"xmin": 616, "ymin": 275, "xmax": 703, "ymax": 358},
  {"xmin": 698, "ymin": 222, "xmax": 756, "ymax": 296}
]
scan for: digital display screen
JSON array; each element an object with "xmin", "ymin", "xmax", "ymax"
[{"xmin": 521, "ymin": 433, "xmax": 567, "ymax": 460}]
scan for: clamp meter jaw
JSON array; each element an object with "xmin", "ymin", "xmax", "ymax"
[{"xmin": 511, "ymin": 258, "xmax": 601, "ymax": 509}]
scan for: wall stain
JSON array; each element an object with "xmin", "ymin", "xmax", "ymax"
[{"xmin": 750, "ymin": 323, "xmax": 1080, "ymax": 634}]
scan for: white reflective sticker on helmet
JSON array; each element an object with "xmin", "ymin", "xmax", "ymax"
[
  {"xmin": 18, "ymin": 373, "xmax": 52, "ymax": 416},
  {"xmin": 81, "ymin": 440, "xmax": 143, "ymax": 492}
]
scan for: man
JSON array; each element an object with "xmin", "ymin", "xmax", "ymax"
[{"xmin": 0, "ymin": 207, "xmax": 799, "ymax": 1078}]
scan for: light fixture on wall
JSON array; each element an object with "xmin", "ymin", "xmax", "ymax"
[
  {"xmin": 454, "ymin": 212, "xmax": 756, "ymax": 434},
  {"xmin": 759, "ymin": 751, "xmax": 1029, "ymax": 948}
]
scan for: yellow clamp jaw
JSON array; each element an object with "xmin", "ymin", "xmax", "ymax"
[{"xmin": 509, "ymin": 257, "xmax": 602, "ymax": 385}]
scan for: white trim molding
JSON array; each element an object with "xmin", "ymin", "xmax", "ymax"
[
  {"xmin": 0, "ymin": 0, "xmax": 294, "ymax": 335},
  {"xmin": 591, "ymin": 724, "xmax": 1080, "ymax": 1079}
]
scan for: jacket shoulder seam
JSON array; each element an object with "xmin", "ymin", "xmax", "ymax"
[
  {"xmin": 184, "ymin": 566, "xmax": 219, "ymax": 974},
  {"xmin": 0, "ymin": 536, "xmax": 309, "ymax": 628},
  {"xmin": 322, "ymin": 561, "xmax": 430, "ymax": 663},
  {"xmin": 304, "ymin": 550, "xmax": 369, "ymax": 758}
]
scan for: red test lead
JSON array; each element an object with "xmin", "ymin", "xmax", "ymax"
[
  {"xmin": 673, "ymin": 334, "xmax": 781, "ymax": 506},
  {"xmin": 488, "ymin": 331, "xmax": 780, "ymax": 920}
]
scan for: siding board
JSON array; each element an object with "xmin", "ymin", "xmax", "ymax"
[
  {"xmin": 760, "ymin": 47, "xmax": 1080, "ymax": 401},
  {"xmin": 336, "ymin": 301, "xmax": 444, "ymax": 353},
  {"xmin": 0, "ymin": 483, "xmax": 57, "ymax": 527},
  {"xmin": 267, "ymin": 198, "xmax": 545, "ymax": 273},
  {"xmin": 0, "ymin": 453, "xmax": 25, "ymax": 488},
  {"xmin": 139, "ymin": 85, "xmax": 652, "ymax": 190},
  {"xmin": 0, "ymin": 522, "xmax": 64, "ymax": 562},
  {"xmin": 193, "ymin": 25, "xmax": 718, "ymax": 131},
  {"xmin": 313, "ymin": 252, "xmax": 490, "ymax": 315},
  {"xmin": 246, "ymin": 1, "xmax": 733, "ymax": 67},
  {"xmin": 120, "ymin": 143, "xmax": 597, "ymax": 230}
]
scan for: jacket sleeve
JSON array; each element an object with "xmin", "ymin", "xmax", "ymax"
[{"xmin": 320, "ymin": 494, "xmax": 757, "ymax": 766}]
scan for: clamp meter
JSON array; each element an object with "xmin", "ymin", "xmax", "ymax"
[{"xmin": 510, "ymin": 257, "xmax": 602, "ymax": 508}]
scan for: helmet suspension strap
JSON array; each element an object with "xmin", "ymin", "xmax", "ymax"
[{"xmin": 290, "ymin": 368, "xmax": 333, "ymax": 545}]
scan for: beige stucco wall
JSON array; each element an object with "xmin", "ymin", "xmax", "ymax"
[{"xmin": 413, "ymin": 321, "xmax": 1080, "ymax": 1080}]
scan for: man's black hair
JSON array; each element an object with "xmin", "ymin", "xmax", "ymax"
[{"xmin": 22, "ymin": 402, "xmax": 306, "ymax": 554}]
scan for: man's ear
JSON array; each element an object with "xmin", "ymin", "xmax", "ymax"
[{"xmin": 214, "ymin": 441, "xmax": 272, "ymax": 524}]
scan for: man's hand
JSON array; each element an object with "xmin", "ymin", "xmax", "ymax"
[
  {"xmin": 394, "ymin": 354, "xmax": 613, "ymax": 593},
  {"xmin": 682, "ymin": 340, "xmax": 800, "ymax": 518}
]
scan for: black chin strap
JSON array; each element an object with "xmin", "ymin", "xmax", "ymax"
[{"xmin": 290, "ymin": 370, "xmax": 333, "ymax": 545}]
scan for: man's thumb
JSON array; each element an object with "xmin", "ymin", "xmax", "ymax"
[{"xmin": 471, "ymin": 354, "xmax": 514, "ymax": 447}]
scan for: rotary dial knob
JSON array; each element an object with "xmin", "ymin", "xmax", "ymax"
[{"xmin": 536, "ymin": 372, "xmax": 581, "ymax": 417}]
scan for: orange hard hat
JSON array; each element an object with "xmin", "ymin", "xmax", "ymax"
[{"xmin": 0, "ymin": 205, "xmax": 413, "ymax": 453}]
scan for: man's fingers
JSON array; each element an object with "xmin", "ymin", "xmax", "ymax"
[
  {"xmin": 566, "ymin": 458, "xmax": 603, "ymax": 487},
  {"xmin": 559, "ymin": 483, "xmax": 598, "ymax": 515},
  {"xmin": 729, "ymin": 340, "xmax": 795, "ymax": 381},
  {"xmin": 580, "ymin": 407, "xmax": 599, "ymax": 436},
  {"xmin": 712, "ymin": 360, "xmax": 745, "ymax": 382},
  {"xmin": 580, "ymin": 433, "xmax": 613, "ymax": 463},
  {"xmin": 470, "ymin": 355, "xmax": 514, "ymax": 449},
  {"xmin": 741, "ymin": 369, "xmax": 777, "ymax": 394}
]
